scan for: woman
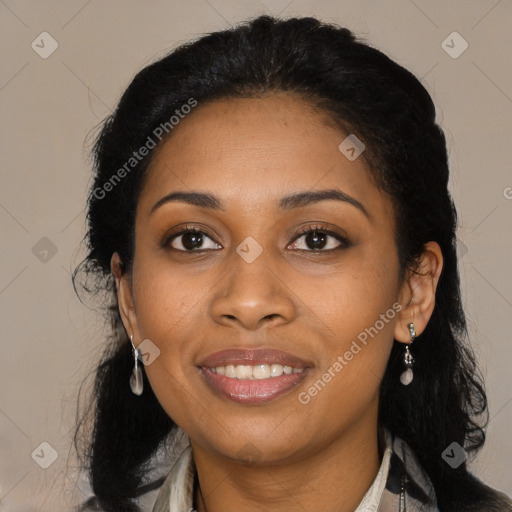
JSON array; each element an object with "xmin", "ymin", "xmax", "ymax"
[{"xmin": 74, "ymin": 15, "xmax": 512, "ymax": 512}]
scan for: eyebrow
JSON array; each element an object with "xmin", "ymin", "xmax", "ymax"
[{"xmin": 150, "ymin": 189, "xmax": 369, "ymax": 218}]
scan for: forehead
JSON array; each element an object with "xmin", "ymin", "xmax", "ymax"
[{"xmin": 138, "ymin": 93, "xmax": 386, "ymax": 218}]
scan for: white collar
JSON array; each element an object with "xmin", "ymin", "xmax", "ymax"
[
  {"xmin": 152, "ymin": 428, "xmax": 393, "ymax": 512},
  {"xmin": 354, "ymin": 429, "xmax": 392, "ymax": 512}
]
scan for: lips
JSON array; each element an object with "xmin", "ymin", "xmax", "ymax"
[
  {"xmin": 198, "ymin": 348, "xmax": 312, "ymax": 404},
  {"xmin": 199, "ymin": 348, "xmax": 311, "ymax": 369}
]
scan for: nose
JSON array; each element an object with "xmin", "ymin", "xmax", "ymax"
[{"xmin": 210, "ymin": 253, "xmax": 296, "ymax": 331}]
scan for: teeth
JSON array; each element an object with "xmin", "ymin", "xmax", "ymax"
[
  {"xmin": 211, "ymin": 363, "xmax": 304, "ymax": 380},
  {"xmin": 253, "ymin": 364, "xmax": 271, "ymax": 379},
  {"xmin": 236, "ymin": 365, "xmax": 253, "ymax": 379},
  {"xmin": 225, "ymin": 365, "xmax": 237, "ymax": 378},
  {"xmin": 270, "ymin": 364, "xmax": 283, "ymax": 377}
]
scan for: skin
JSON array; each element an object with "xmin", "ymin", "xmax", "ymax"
[{"xmin": 111, "ymin": 93, "xmax": 443, "ymax": 512}]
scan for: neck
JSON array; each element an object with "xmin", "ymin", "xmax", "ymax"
[{"xmin": 192, "ymin": 404, "xmax": 382, "ymax": 512}]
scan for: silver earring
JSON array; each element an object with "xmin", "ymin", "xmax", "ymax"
[
  {"xmin": 400, "ymin": 323, "xmax": 416, "ymax": 386},
  {"xmin": 129, "ymin": 335, "xmax": 143, "ymax": 395}
]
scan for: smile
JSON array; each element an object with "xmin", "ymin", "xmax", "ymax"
[
  {"xmin": 200, "ymin": 365, "xmax": 310, "ymax": 404},
  {"xmin": 208, "ymin": 364, "xmax": 304, "ymax": 379},
  {"xmin": 198, "ymin": 347, "xmax": 312, "ymax": 404}
]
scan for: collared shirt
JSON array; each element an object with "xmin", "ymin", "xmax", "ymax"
[{"xmin": 151, "ymin": 427, "xmax": 439, "ymax": 512}]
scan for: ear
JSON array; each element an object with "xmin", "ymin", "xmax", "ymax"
[
  {"xmin": 394, "ymin": 241, "xmax": 443, "ymax": 343},
  {"xmin": 111, "ymin": 252, "xmax": 139, "ymax": 340}
]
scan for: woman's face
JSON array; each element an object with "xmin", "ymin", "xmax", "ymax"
[{"xmin": 121, "ymin": 93, "xmax": 406, "ymax": 463}]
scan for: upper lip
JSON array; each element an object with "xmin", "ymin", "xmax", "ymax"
[{"xmin": 199, "ymin": 348, "xmax": 312, "ymax": 369}]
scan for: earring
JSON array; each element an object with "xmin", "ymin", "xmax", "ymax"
[
  {"xmin": 400, "ymin": 323, "xmax": 416, "ymax": 386},
  {"xmin": 129, "ymin": 334, "xmax": 143, "ymax": 396}
]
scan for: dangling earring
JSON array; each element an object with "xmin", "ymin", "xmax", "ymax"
[
  {"xmin": 400, "ymin": 323, "xmax": 416, "ymax": 386},
  {"xmin": 129, "ymin": 334, "xmax": 143, "ymax": 395}
]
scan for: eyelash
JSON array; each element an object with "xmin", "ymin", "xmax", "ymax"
[{"xmin": 162, "ymin": 223, "xmax": 350, "ymax": 254}]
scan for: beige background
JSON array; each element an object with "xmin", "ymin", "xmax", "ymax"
[{"xmin": 1, "ymin": 1, "xmax": 511, "ymax": 510}]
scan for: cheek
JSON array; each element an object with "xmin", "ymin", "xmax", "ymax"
[
  {"xmin": 131, "ymin": 264, "xmax": 207, "ymax": 428},
  {"xmin": 132, "ymin": 254, "xmax": 215, "ymax": 338},
  {"xmin": 300, "ymin": 248, "xmax": 400, "ymax": 338},
  {"xmin": 298, "ymin": 251, "xmax": 399, "ymax": 391},
  {"xmin": 129, "ymin": 259, "xmax": 207, "ymax": 389},
  {"xmin": 298, "ymin": 278, "xmax": 397, "ymax": 428}
]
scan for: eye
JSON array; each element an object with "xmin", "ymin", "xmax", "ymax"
[
  {"xmin": 288, "ymin": 225, "xmax": 349, "ymax": 252},
  {"xmin": 163, "ymin": 224, "xmax": 350, "ymax": 253},
  {"xmin": 164, "ymin": 226, "xmax": 221, "ymax": 252}
]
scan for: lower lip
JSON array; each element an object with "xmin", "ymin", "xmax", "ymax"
[{"xmin": 200, "ymin": 367, "xmax": 309, "ymax": 404}]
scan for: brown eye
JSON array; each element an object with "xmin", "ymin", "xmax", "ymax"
[
  {"xmin": 288, "ymin": 226, "xmax": 350, "ymax": 252},
  {"xmin": 165, "ymin": 228, "xmax": 221, "ymax": 252}
]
